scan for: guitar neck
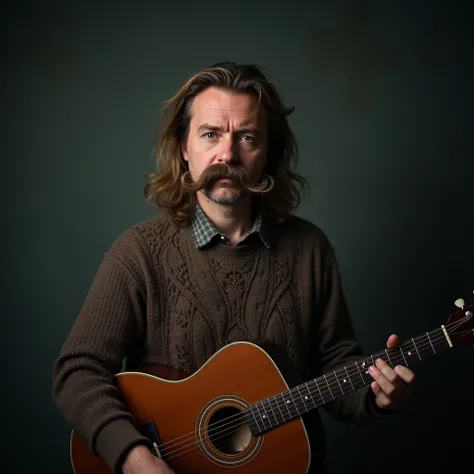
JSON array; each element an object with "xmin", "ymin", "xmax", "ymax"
[{"xmin": 247, "ymin": 325, "xmax": 453, "ymax": 434}]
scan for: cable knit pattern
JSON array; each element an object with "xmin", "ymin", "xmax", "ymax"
[{"xmin": 52, "ymin": 214, "xmax": 380, "ymax": 474}]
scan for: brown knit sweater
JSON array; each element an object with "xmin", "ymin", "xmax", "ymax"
[{"xmin": 52, "ymin": 214, "xmax": 382, "ymax": 473}]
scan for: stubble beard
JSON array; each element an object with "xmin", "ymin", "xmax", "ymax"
[{"xmin": 202, "ymin": 184, "xmax": 247, "ymax": 205}]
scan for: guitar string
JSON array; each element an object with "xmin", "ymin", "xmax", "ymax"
[
  {"xmin": 147, "ymin": 317, "xmax": 470, "ymax": 463},
  {"xmin": 151, "ymin": 318, "xmax": 469, "ymax": 460},
  {"xmin": 154, "ymin": 322, "xmax": 470, "ymax": 463},
  {"xmin": 161, "ymin": 327, "xmax": 473, "ymax": 466},
  {"xmin": 161, "ymin": 326, "xmax": 472, "ymax": 465},
  {"xmin": 148, "ymin": 318, "xmax": 469, "ymax": 462}
]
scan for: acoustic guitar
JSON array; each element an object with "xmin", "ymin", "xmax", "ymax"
[{"xmin": 70, "ymin": 298, "xmax": 473, "ymax": 474}]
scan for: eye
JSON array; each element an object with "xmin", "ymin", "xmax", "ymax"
[
  {"xmin": 240, "ymin": 135, "xmax": 255, "ymax": 143},
  {"xmin": 203, "ymin": 132, "xmax": 217, "ymax": 140}
]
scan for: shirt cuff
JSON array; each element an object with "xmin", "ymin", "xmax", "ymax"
[{"xmin": 95, "ymin": 418, "xmax": 153, "ymax": 474}]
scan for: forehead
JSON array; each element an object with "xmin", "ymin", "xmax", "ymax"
[{"xmin": 189, "ymin": 87, "xmax": 265, "ymax": 126}]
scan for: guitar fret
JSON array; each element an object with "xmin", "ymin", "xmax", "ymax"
[
  {"xmin": 255, "ymin": 402, "xmax": 270, "ymax": 431},
  {"xmin": 385, "ymin": 349, "xmax": 392, "ymax": 366},
  {"xmin": 323, "ymin": 374, "xmax": 334, "ymax": 399},
  {"xmin": 360, "ymin": 359, "xmax": 371, "ymax": 383},
  {"xmin": 314, "ymin": 379, "xmax": 326, "ymax": 404},
  {"xmin": 273, "ymin": 395, "xmax": 285, "ymax": 425},
  {"xmin": 249, "ymin": 406, "xmax": 261, "ymax": 432},
  {"xmin": 369, "ymin": 354, "xmax": 378, "ymax": 372},
  {"xmin": 281, "ymin": 393, "xmax": 293, "ymax": 419},
  {"xmin": 259, "ymin": 400, "xmax": 267, "ymax": 427},
  {"xmin": 391, "ymin": 348, "xmax": 404, "ymax": 366},
  {"xmin": 305, "ymin": 382, "xmax": 318, "ymax": 407},
  {"xmin": 296, "ymin": 385, "xmax": 309, "ymax": 412},
  {"xmin": 334, "ymin": 371, "xmax": 344, "ymax": 395},
  {"xmin": 262, "ymin": 399, "xmax": 275, "ymax": 428},
  {"xmin": 412, "ymin": 337, "xmax": 422, "ymax": 360},
  {"xmin": 266, "ymin": 397, "xmax": 278, "ymax": 427},
  {"xmin": 261, "ymin": 399, "xmax": 276, "ymax": 429},
  {"xmin": 399, "ymin": 346, "xmax": 409, "ymax": 366},
  {"xmin": 355, "ymin": 360, "xmax": 365, "ymax": 384},
  {"xmin": 365, "ymin": 360, "xmax": 371, "ymax": 376},
  {"xmin": 344, "ymin": 366, "xmax": 355, "ymax": 391},
  {"xmin": 288, "ymin": 389, "xmax": 300, "ymax": 416},
  {"xmin": 403, "ymin": 340, "xmax": 420, "ymax": 366},
  {"xmin": 427, "ymin": 332, "xmax": 436, "ymax": 354}
]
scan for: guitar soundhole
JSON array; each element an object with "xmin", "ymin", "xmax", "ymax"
[{"xmin": 208, "ymin": 406, "xmax": 251, "ymax": 455}]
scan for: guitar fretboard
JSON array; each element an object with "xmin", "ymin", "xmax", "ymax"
[{"xmin": 246, "ymin": 326, "xmax": 451, "ymax": 435}]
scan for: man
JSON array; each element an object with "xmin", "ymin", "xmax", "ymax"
[{"xmin": 52, "ymin": 61, "xmax": 415, "ymax": 474}]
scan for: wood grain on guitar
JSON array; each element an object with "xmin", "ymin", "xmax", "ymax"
[{"xmin": 70, "ymin": 299, "xmax": 474, "ymax": 474}]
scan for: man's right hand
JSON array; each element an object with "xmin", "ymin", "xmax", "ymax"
[{"xmin": 122, "ymin": 445, "xmax": 175, "ymax": 474}]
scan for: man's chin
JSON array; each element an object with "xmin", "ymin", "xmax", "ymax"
[{"xmin": 201, "ymin": 189, "xmax": 246, "ymax": 205}]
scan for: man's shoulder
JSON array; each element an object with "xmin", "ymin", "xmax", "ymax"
[
  {"xmin": 108, "ymin": 213, "xmax": 182, "ymax": 257},
  {"xmin": 273, "ymin": 214, "xmax": 332, "ymax": 250},
  {"xmin": 130, "ymin": 213, "xmax": 179, "ymax": 241}
]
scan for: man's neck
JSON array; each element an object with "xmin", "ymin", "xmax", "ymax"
[{"xmin": 196, "ymin": 193, "xmax": 254, "ymax": 246}]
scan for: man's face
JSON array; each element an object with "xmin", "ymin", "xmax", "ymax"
[{"xmin": 181, "ymin": 86, "xmax": 268, "ymax": 205}]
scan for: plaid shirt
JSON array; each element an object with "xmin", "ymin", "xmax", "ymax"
[{"xmin": 189, "ymin": 204, "xmax": 271, "ymax": 249}]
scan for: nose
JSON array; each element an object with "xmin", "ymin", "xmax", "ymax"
[{"xmin": 217, "ymin": 137, "xmax": 237, "ymax": 164}]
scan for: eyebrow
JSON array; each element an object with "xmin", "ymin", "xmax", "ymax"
[{"xmin": 197, "ymin": 123, "xmax": 260, "ymax": 135}]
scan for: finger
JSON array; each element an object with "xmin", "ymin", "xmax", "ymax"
[
  {"xmin": 375, "ymin": 358, "xmax": 398, "ymax": 383},
  {"xmin": 373, "ymin": 386, "xmax": 392, "ymax": 409},
  {"xmin": 386, "ymin": 334, "xmax": 399, "ymax": 349},
  {"xmin": 394, "ymin": 365, "xmax": 416, "ymax": 385},
  {"xmin": 376, "ymin": 393, "xmax": 392, "ymax": 408},
  {"xmin": 368, "ymin": 364, "xmax": 396, "ymax": 397},
  {"xmin": 371, "ymin": 381, "xmax": 380, "ymax": 394}
]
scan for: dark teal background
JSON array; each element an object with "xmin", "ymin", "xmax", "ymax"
[{"xmin": 2, "ymin": 1, "xmax": 473, "ymax": 473}]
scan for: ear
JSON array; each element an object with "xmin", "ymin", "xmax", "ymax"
[{"xmin": 181, "ymin": 142, "xmax": 188, "ymax": 162}]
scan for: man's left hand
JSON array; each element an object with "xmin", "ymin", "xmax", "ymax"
[{"xmin": 368, "ymin": 334, "xmax": 416, "ymax": 410}]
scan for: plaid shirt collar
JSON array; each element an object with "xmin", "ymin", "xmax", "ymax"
[{"xmin": 189, "ymin": 204, "xmax": 271, "ymax": 249}]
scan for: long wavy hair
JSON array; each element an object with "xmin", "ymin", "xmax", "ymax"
[{"xmin": 144, "ymin": 61, "xmax": 308, "ymax": 226}]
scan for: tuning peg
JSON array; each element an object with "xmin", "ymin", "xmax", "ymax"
[{"xmin": 454, "ymin": 298, "xmax": 465, "ymax": 309}]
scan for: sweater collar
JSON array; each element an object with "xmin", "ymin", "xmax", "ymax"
[{"xmin": 189, "ymin": 203, "xmax": 271, "ymax": 249}]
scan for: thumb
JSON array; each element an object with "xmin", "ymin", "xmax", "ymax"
[{"xmin": 386, "ymin": 333, "xmax": 399, "ymax": 349}]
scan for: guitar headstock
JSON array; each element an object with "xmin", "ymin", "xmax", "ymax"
[{"xmin": 445, "ymin": 295, "xmax": 474, "ymax": 346}]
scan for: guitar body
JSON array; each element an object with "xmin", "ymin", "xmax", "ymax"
[{"xmin": 70, "ymin": 341, "xmax": 311, "ymax": 474}]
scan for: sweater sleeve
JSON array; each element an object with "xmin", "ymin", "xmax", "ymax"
[
  {"xmin": 310, "ymin": 245, "xmax": 395, "ymax": 425},
  {"xmin": 52, "ymin": 228, "xmax": 153, "ymax": 473}
]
